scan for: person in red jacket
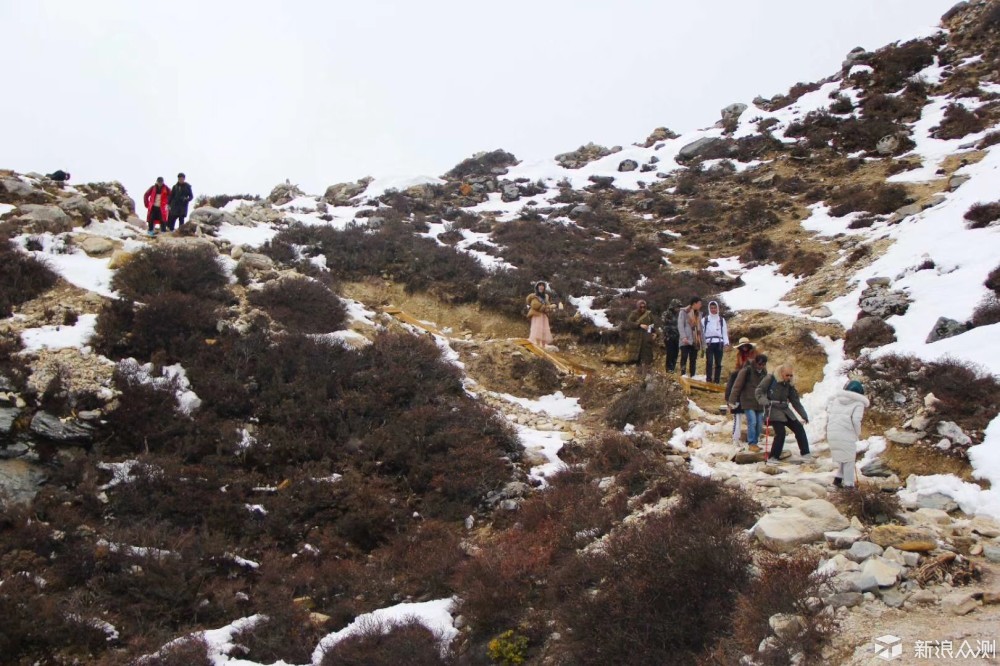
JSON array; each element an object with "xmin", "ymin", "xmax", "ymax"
[{"xmin": 143, "ymin": 177, "xmax": 171, "ymax": 236}]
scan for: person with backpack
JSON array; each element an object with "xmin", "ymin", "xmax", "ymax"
[
  {"xmin": 729, "ymin": 352, "xmax": 767, "ymax": 451},
  {"xmin": 526, "ymin": 281, "xmax": 554, "ymax": 348},
  {"xmin": 826, "ymin": 380, "xmax": 868, "ymax": 488},
  {"xmin": 677, "ymin": 296, "xmax": 702, "ymax": 377},
  {"xmin": 701, "ymin": 300, "xmax": 729, "ymax": 383},
  {"xmin": 725, "ymin": 339, "xmax": 758, "ymax": 444},
  {"xmin": 46, "ymin": 170, "xmax": 71, "ymax": 182},
  {"xmin": 755, "ymin": 363, "xmax": 811, "ymax": 463},
  {"xmin": 624, "ymin": 300, "xmax": 655, "ymax": 368},
  {"xmin": 143, "ymin": 177, "xmax": 171, "ymax": 237},
  {"xmin": 166, "ymin": 172, "xmax": 194, "ymax": 230},
  {"xmin": 661, "ymin": 299, "xmax": 682, "ymax": 373}
]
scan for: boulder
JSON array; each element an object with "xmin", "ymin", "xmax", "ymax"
[
  {"xmin": 970, "ymin": 516, "xmax": 1000, "ymax": 538},
  {"xmin": 59, "ymin": 195, "xmax": 95, "ymax": 219},
  {"xmin": 877, "ymin": 587, "xmax": 908, "ymax": 608},
  {"xmin": 78, "ymin": 236, "xmax": 115, "ymax": 257},
  {"xmin": 846, "ymin": 541, "xmax": 884, "ymax": 562},
  {"xmin": 983, "ymin": 544, "xmax": 1000, "ymax": 563},
  {"xmin": 754, "ymin": 499, "xmax": 850, "ymax": 553},
  {"xmin": 14, "ymin": 204, "xmax": 73, "ymax": 234},
  {"xmin": 617, "ymin": 159, "xmax": 639, "ymax": 172},
  {"xmin": 948, "ymin": 174, "xmax": 971, "ymax": 191},
  {"xmin": 943, "ymin": 591, "xmax": 979, "ymax": 615},
  {"xmin": 841, "ymin": 46, "xmax": 869, "ymax": 69},
  {"xmin": 876, "ymin": 135, "xmax": 901, "ymax": 155},
  {"xmin": 268, "ymin": 181, "xmax": 306, "ymax": 205},
  {"xmin": 768, "ymin": 614, "xmax": 804, "ymax": 641},
  {"xmin": 825, "ymin": 527, "xmax": 863, "ymax": 548},
  {"xmin": 555, "ymin": 142, "xmax": 619, "ymax": 169},
  {"xmin": 721, "ymin": 103, "xmax": 748, "ymax": 127},
  {"xmin": 861, "ymin": 459, "xmax": 893, "ymax": 477},
  {"xmin": 323, "ymin": 178, "xmax": 372, "ymax": 205},
  {"xmin": 916, "ymin": 492, "xmax": 958, "ymax": 512},
  {"xmin": 677, "ymin": 137, "xmax": 732, "ymax": 162},
  {"xmin": 885, "ymin": 427, "xmax": 924, "ymax": 445},
  {"xmin": 866, "ymin": 277, "xmax": 892, "ymax": 288},
  {"xmin": 0, "ymin": 406, "xmax": 20, "ymax": 437},
  {"xmin": 824, "ymin": 592, "xmax": 863, "ymax": 608},
  {"xmin": 810, "ymin": 306, "xmax": 832, "ymax": 318},
  {"xmin": 909, "ymin": 508, "xmax": 952, "ymax": 525},
  {"xmin": 869, "ymin": 525, "xmax": 937, "ymax": 551},
  {"xmin": 188, "ymin": 206, "xmax": 239, "ymax": 228},
  {"xmin": 0, "ymin": 459, "xmax": 46, "ymax": 506},
  {"xmin": 92, "ymin": 196, "xmax": 122, "ymax": 220},
  {"xmin": 238, "ymin": 253, "xmax": 274, "ymax": 271},
  {"xmin": 859, "ymin": 286, "xmax": 910, "ymax": 319},
  {"xmin": 0, "ymin": 177, "xmax": 36, "ymax": 198},
  {"xmin": 733, "ymin": 451, "xmax": 766, "ymax": 464},
  {"xmin": 500, "ymin": 184, "xmax": 520, "ymax": 202},
  {"xmin": 107, "ymin": 249, "xmax": 134, "ymax": 270},
  {"xmin": 861, "ymin": 557, "xmax": 902, "ymax": 587},
  {"xmin": 832, "ymin": 571, "xmax": 879, "ymax": 593},
  {"xmin": 638, "ymin": 127, "xmax": 678, "ymax": 148},
  {"xmin": 29, "ymin": 411, "xmax": 95, "ymax": 443},
  {"xmin": 926, "ymin": 317, "xmax": 967, "ymax": 343},
  {"xmin": 587, "ymin": 175, "xmax": 615, "ymax": 189},
  {"xmin": 937, "ymin": 421, "xmax": 972, "ymax": 446}
]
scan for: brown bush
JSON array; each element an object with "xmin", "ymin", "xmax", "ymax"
[
  {"xmin": 371, "ymin": 520, "xmax": 464, "ymax": 599},
  {"xmin": 604, "ymin": 375, "xmax": 686, "ymax": 430},
  {"xmin": 317, "ymin": 619, "xmax": 452, "ymax": 666},
  {"xmin": 148, "ymin": 636, "xmax": 214, "ymax": 666},
  {"xmin": 111, "ymin": 244, "xmax": 230, "ymax": 302},
  {"xmin": 779, "ymin": 249, "xmax": 826, "ymax": 277},
  {"xmin": 844, "ymin": 316, "xmax": 897, "ymax": 356},
  {"xmin": 971, "ymin": 295, "xmax": 1000, "ymax": 328},
  {"xmin": 869, "ymin": 39, "xmax": 937, "ymax": 91},
  {"xmin": 557, "ymin": 510, "xmax": 753, "ymax": 664},
  {"xmin": 988, "ymin": 264, "xmax": 1000, "ymax": 295},
  {"xmin": 828, "ymin": 183, "xmax": 909, "ymax": 217},
  {"xmin": 231, "ymin": 596, "xmax": 323, "ymax": 664},
  {"xmin": 248, "ymin": 276, "xmax": 347, "ymax": 334},
  {"xmin": 445, "ymin": 149, "xmax": 518, "ymax": 179},
  {"xmin": 740, "ymin": 236, "xmax": 776, "ymax": 263},
  {"xmin": 829, "ymin": 94, "xmax": 854, "ymax": 114},
  {"xmin": 93, "ymin": 293, "xmax": 219, "ymax": 361},
  {"xmin": 978, "ymin": 131, "xmax": 1000, "ymax": 149},
  {"xmin": 964, "ymin": 202, "xmax": 1000, "ymax": 229},
  {"xmin": 832, "ymin": 482, "xmax": 902, "ymax": 524},
  {"xmin": 932, "ymin": 103, "xmax": 988, "ymax": 140},
  {"xmin": 0, "ymin": 239, "xmax": 58, "ymax": 318},
  {"xmin": 729, "ymin": 196, "xmax": 781, "ymax": 231},
  {"xmin": 724, "ymin": 552, "xmax": 834, "ymax": 665}
]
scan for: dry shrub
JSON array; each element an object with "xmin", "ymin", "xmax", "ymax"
[
  {"xmin": 317, "ymin": 619, "xmax": 451, "ymax": 666},
  {"xmin": 978, "ymin": 131, "xmax": 1000, "ymax": 149},
  {"xmin": 987, "ymin": 264, "xmax": 1000, "ymax": 296},
  {"xmin": 0, "ymin": 238, "xmax": 58, "ymax": 318},
  {"xmin": 231, "ymin": 596, "xmax": 323, "ymax": 664},
  {"xmin": 740, "ymin": 236, "xmax": 776, "ymax": 263},
  {"xmin": 972, "ymin": 295, "xmax": 1000, "ymax": 328},
  {"xmin": 869, "ymin": 39, "xmax": 937, "ymax": 91},
  {"xmin": 723, "ymin": 552, "xmax": 834, "ymax": 665},
  {"xmin": 604, "ymin": 375, "xmax": 686, "ymax": 430},
  {"xmin": 557, "ymin": 510, "xmax": 753, "ymax": 664},
  {"xmin": 779, "ymin": 249, "xmax": 826, "ymax": 277},
  {"xmin": 629, "ymin": 270, "xmax": 728, "ymax": 318},
  {"xmin": 100, "ymin": 366, "xmax": 198, "ymax": 455},
  {"xmin": 828, "ymin": 183, "xmax": 909, "ymax": 216},
  {"xmin": 93, "ymin": 293, "xmax": 219, "ymax": 361},
  {"xmin": 964, "ymin": 202, "xmax": 1000, "ymax": 229},
  {"xmin": 729, "ymin": 196, "xmax": 781, "ymax": 231},
  {"xmin": 445, "ymin": 149, "xmax": 518, "ymax": 179},
  {"xmin": 674, "ymin": 471, "xmax": 761, "ymax": 529},
  {"xmin": 248, "ymin": 276, "xmax": 347, "ymax": 334},
  {"xmin": 477, "ymin": 267, "xmax": 534, "ymax": 319},
  {"xmin": 111, "ymin": 244, "xmax": 230, "ymax": 302},
  {"xmin": 371, "ymin": 520, "xmax": 464, "ymax": 598},
  {"xmin": 932, "ymin": 103, "xmax": 988, "ymax": 140},
  {"xmin": 832, "ymin": 482, "xmax": 902, "ymax": 524},
  {"xmin": 844, "ymin": 316, "xmax": 897, "ymax": 356},
  {"xmin": 147, "ymin": 636, "xmax": 214, "ymax": 666}
]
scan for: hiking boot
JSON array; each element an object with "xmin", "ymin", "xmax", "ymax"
[
  {"xmin": 833, "ymin": 476, "xmax": 843, "ymax": 487},
  {"xmin": 800, "ymin": 453, "xmax": 814, "ymax": 463},
  {"xmin": 748, "ymin": 445, "xmax": 761, "ymax": 453},
  {"xmin": 147, "ymin": 230, "xmax": 156, "ymax": 237},
  {"xmin": 765, "ymin": 457, "xmax": 782, "ymax": 466}
]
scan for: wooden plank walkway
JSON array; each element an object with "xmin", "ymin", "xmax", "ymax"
[{"xmin": 678, "ymin": 376, "xmax": 726, "ymax": 395}]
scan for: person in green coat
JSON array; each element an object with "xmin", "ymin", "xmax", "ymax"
[{"xmin": 625, "ymin": 300, "xmax": 655, "ymax": 367}]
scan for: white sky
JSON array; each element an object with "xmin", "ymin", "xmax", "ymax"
[{"xmin": 1, "ymin": 0, "xmax": 954, "ymax": 203}]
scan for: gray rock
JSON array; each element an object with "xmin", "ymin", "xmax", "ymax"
[
  {"xmin": 885, "ymin": 428, "xmax": 924, "ymax": 445},
  {"xmin": 677, "ymin": 137, "xmax": 731, "ymax": 161},
  {"xmin": 0, "ymin": 373, "xmax": 14, "ymax": 392},
  {"xmin": 866, "ymin": 277, "xmax": 893, "ymax": 288},
  {"xmin": 14, "ymin": 204, "xmax": 73, "ymax": 233},
  {"xmin": 29, "ymin": 412, "xmax": 94, "ymax": 443},
  {"xmin": 188, "ymin": 206, "xmax": 239, "ymax": 227},
  {"xmin": 876, "ymin": 135, "xmax": 901, "ymax": 155},
  {"xmin": 768, "ymin": 613, "xmax": 804, "ymax": 641},
  {"xmin": 825, "ymin": 527, "xmax": 863, "ymax": 548},
  {"xmin": 909, "ymin": 589, "xmax": 938, "ymax": 605},
  {"xmin": 500, "ymin": 184, "xmax": 521, "ymax": 202},
  {"xmin": 888, "ymin": 203, "xmax": 922, "ymax": 223},
  {"xmin": 859, "ymin": 286, "xmax": 911, "ymax": 319},
  {"xmin": 861, "ymin": 459, "xmax": 892, "ymax": 477},
  {"xmin": 753, "ymin": 172, "xmax": 777, "ymax": 186},
  {"xmin": 323, "ymin": 178, "xmax": 372, "ymax": 205},
  {"xmin": 733, "ymin": 451, "xmax": 766, "ymax": 464},
  {"xmin": 0, "ymin": 177, "xmax": 35, "ymax": 199},
  {"xmin": 810, "ymin": 306, "xmax": 833, "ymax": 318},
  {"xmin": 926, "ymin": 317, "xmax": 967, "ymax": 343},
  {"xmin": 825, "ymin": 591, "xmax": 863, "ymax": 608},
  {"xmin": 948, "ymin": 174, "xmax": 971, "ymax": 191},
  {"xmin": 862, "ymin": 557, "xmax": 902, "ymax": 587},
  {"xmin": 501, "ymin": 481, "xmax": 532, "ymax": 499},
  {"xmin": 79, "ymin": 236, "xmax": 115, "ymax": 257},
  {"xmin": 617, "ymin": 159, "xmax": 639, "ymax": 172},
  {"xmin": 268, "ymin": 181, "xmax": 305, "ymax": 205},
  {"xmin": 833, "ymin": 571, "xmax": 879, "ymax": 593},
  {"xmin": 555, "ymin": 142, "xmax": 617, "ymax": 169},
  {"xmin": 238, "ymin": 253, "xmax": 275, "ymax": 271},
  {"xmin": 943, "ymin": 591, "xmax": 979, "ymax": 615},
  {"xmin": 754, "ymin": 499, "xmax": 850, "ymax": 553},
  {"xmin": 983, "ymin": 544, "xmax": 1000, "ymax": 563},
  {"xmin": 587, "ymin": 175, "xmax": 615, "ymax": 188},
  {"xmin": 0, "ymin": 407, "xmax": 20, "ymax": 437},
  {"xmin": 570, "ymin": 204, "xmax": 592, "ymax": 216},
  {"xmin": 937, "ymin": 421, "xmax": 972, "ymax": 446},
  {"xmin": 0, "ymin": 459, "xmax": 47, "ymax": 505},
  {"xmin": 0, "ymin": 442, "xmax": 31, "ymax": 459},
  {"xmin": 878, "ymin": 587, "xmax": 908, "ymax": 608},
  {"xmin": 842, "ymin": 47, "xmax": 869, "ymax": 69},
  {"xmin": 847, "ymin": 541, "xmax": 884, "ymax": 562},
  {"xmin": 59, "ymin": 195, "xmax": 95, "ymax": 219},
  {"xmin": 970, "ymin": 515, "xmax": 1000, "ymax": 538},
  {"xmin": 917, "ymin": 492, "xmax": 958, "ymax": 512},
  {"xmin": 721, "ymin": 103, "xmax": 748, "ymax": 127}
]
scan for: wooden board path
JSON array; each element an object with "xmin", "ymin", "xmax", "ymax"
[
  {"xmin": 381, "ymin": 307, "xmax": 448, "ymax": 337},
  {"xmin": 678, "ymin": 376, "xmax": 726, "ymax": 395}
]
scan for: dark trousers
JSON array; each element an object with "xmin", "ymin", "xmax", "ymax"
[
  {"xmin": 148, "ymin": 207, "xmax": 163, "ymax": 232},
  {"xmin": 679, "ymin": 345, "xmax": 697, "ymax": 376},
  {"xmin": 664, "ymin": 338, "xmax": 679, "ymax": 372},
  {"xmin": 768, "ymin": 419, "xmax": 810, "ymax": 459},
  {"xmin": 166, "ymin": 209, "xmax": 186, "ymax": 231},
  {"xmin": 705, "ymin": 342, "xmax": 724, "ymax": 383}
]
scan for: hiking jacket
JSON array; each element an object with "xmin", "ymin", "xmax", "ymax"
[
  {"xmin": 826, "ymin": 389, "xmax": 869, "ymax": 463},
  {"xmin": 661, "ymin": 307, "xmax": 680, "ymax": 345},
  {"xmin": 700, "ymin": 301, "xmax": 729, "ymax": 346},
  {"xmin": 755, "ymin": 373, "xmax": 808, "ymax": 423},
  {"xmin": 729, "ymin": 364, "xmax": 767, "ymax": 412},
  {"xmin": 526, "ymin": 293, "xmax": 551, "ymax": 318},
  {"xmin": 169, "ymin": 182, "xmax": 194, "ymax": 215},
  {"xmin": 143, "ymin": 184, "xmax": 171, "ymax": 222},
  {"xmin": 677, "ymin": 306, "xmax": 701, "ymax": 348}
]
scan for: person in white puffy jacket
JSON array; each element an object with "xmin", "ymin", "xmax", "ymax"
[{"xmin": 826, "ymin": 380, "xmax": 869, "ymax": 488}]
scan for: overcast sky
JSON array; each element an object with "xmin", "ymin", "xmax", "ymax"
[{"xmin": 1, "ymin": 0, "xmax": 955, "ymax": 203}]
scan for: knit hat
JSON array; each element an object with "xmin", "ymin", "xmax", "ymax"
[{"xmin": 845, "ymin": 380, "xmax": 864, "ymax": 395}]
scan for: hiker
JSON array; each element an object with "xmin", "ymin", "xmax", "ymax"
[
  {"xmin": 143, "ymin": 177, "xmax": 171, "ymax": 237},
  {"xmin": 725, "ymin": 338, "xmax": 758, "ymax": 444},
  {"xmin": 677, "ymin": 296, "xmax": 703, "ymax": 377},
  {"xmin": 729, "ymin": 352, "xmax": 768, "ymax": 451},
  {"xmin": 756, "ymin": 363, "xmax": 811, "ymax": 463},
  {"xmin": 625, "ymin": 300, "xmax": 655, "ymax": 367},
  {"xmin": 167, "ymin": 172, "xmax": 194, "ymax": 230},
  {"xmin": 701, "ymin": 300, "xmax": 729, "ymax": 383},
  {"xmin": 827, "ymin": 380, "xmax": 868, "ymax": 488},
  {"xmin": 661, "ymin": 298, "xmax": 682, "ymax": 373},
  {"xmin": 46, "ymin": 170, "xmax": 71, "ymax": 182},
  {"xmin": 526, "ymin": 281, "xmax": 554, "ymax": 348}
]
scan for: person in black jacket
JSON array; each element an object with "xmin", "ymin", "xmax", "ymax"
[
  {"xmin": 755, "ymin": 363, "xmax": 811, "ymax": 464},
  {"xmin": 46, "ymin": 170, "xmax": 71, "ymax": 182},
  {"xmin": 661, "ymin": 299, "xmax": 682, "ymax": 373},
  {"xmin": 167, "ymin": 173, "xmax": 194, "ymax": 230}
]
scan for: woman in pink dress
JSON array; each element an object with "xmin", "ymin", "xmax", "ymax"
[{"xmin": 526, "ymin": 281, "xmax": 554, "ymax": 348}]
